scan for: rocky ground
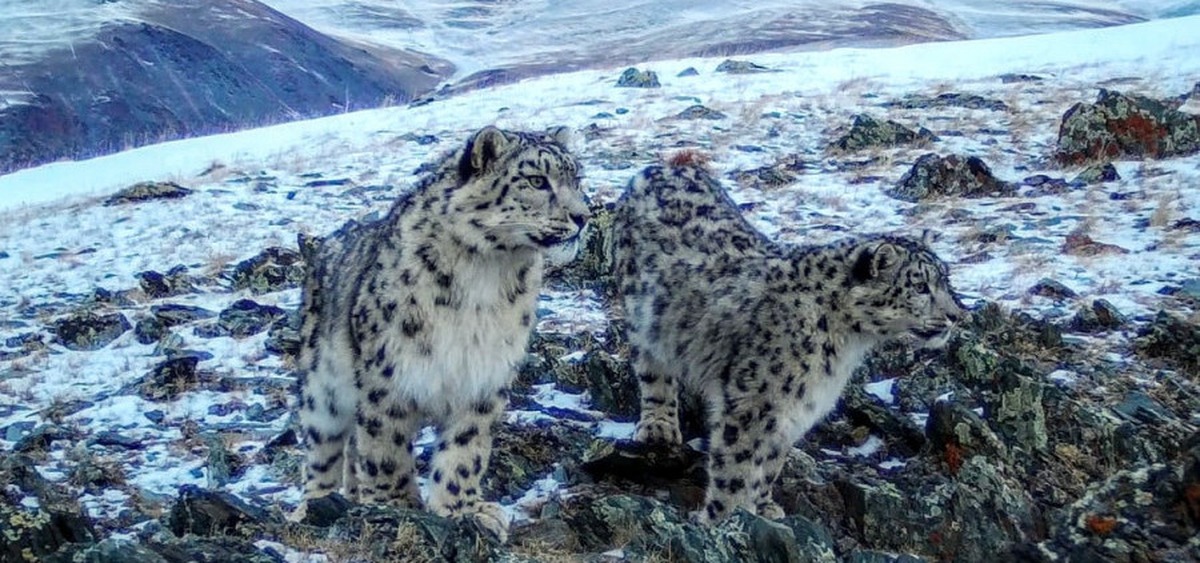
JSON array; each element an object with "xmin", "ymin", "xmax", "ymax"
[{"xmin": 2, "ymin": 39, "xmax": 1200, "ymax": 563}]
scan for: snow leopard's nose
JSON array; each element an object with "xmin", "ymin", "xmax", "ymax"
[{"xmin": 570, "ymin": 212, "xmax": 588, "ymax": 228}]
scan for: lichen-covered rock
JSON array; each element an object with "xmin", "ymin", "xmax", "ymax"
[
  {"xmin": 829, "ymin": 114, "xmax": 937, "ymax": 153},
  {"xmin": 0, "ymin": 454, "xmax": 96, "ymax": 562},
  {"xmin": 676, "ymin": 104, "xmax": 727, "ymax": 120},
  {"xmin": 487, "ymin": 422, "xmax": 592, "ymax": 501},
  {"xmin": 41, "ymin": 538, "xmax": 168, "ymax": 563},
  {"xmin": 887, "ymin": 154, "xmax": 1015, "ymax": 202},
  {"xmin": 1029, "ymin": 456, "xmax": 1200, "ymax": 562},
  {"xmin": 1070, "ymin": 298, "xmax": 1127, "ymax": 333},
  {"xmin": 730, "ymin": 155, "xmax": 807, "ymax": 191},
  {"xmin": 1134, "ymin": 310, "xmax": 1200, "ymax": 376},
  {"xmin": 53, "ymin": 310, "xmax": 131, "ymax": 350},
  {"xmin": 1071, "ymin": 162, "xmax": 1120, "ymax": 185},
  {"xmin": 546, "ymin": 203, "xmax": 618, "ymax": 294},
  {"xmin": 1028, "ymin": 278, "xmax": 1078, "ymax": 300},
  {"xmin": 136, "ymin": 265, "xmax": 196, "ymax": 298},
  {"xmin": 839, "ymin": 457, "xmax": 1037, "ymax": 562},
  {"xmin": 517, "ymin": 327, "xmax": 638, "ymax": 421},
  {"xmin": 228, "ymin": 247, "xmax": 305, "ymax": 294},
  {"xmin": 195, "ymin": 299, "xmax": 287, "ymax": 338},
  {"xmin": 325, "ymin": 505, "xmax": 500, "ymax": 562},
  {"xmin": 616, "ymin": 67, "xmax": 661, "ymax": 88},
  {"xmin": 561, "ymin": 493, "xmax": 833, "ymax": 562},
  {"xmin": 715, "ymin": 59, "xmax": 771, "ymax": 74},
  {"xmin": 987, "ymin": 369, "xmax": 1049, "ymax": 454},
  {"xmin": 127, "ymin": 356, "xmax": 201, "ymax": 401},
  {"xmin": 135, "ymin": 304, "xmax": 218, "ymax": 345},
  {"xmin": 883, "ymin": 93, "xmax": 1008, "ymax": 111},
  {"xmin": 1056, "ymin": 88, "xmax": 1200, "ymax": 164},
  {"xmin": 103, "ymin": 181, "xmax": 193, "ymax": 206},
  {"xmin": 264, "ymin": 309, "xmax": 301, "ymax": 357},
  {"xmin": 167, "ymin": 485, "xmax": 275, "ymax": 538}
]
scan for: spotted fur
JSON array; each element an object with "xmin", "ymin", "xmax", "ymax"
[
  {"xmin": 296, "ymin": 126, "xmax": 589, "ymax": 541},
  {"xmin": 612, "ymin": 162, "xmax": 965, "ymax": 523}
]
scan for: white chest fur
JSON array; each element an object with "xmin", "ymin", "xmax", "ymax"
[{"xmin": 389, "ymin": 254, "xmax": 540, "ymax": 418}]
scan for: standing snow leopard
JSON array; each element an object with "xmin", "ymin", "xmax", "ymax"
[
  {"xmin": 612, "ymin": 159, "xmax": 965, "ymax": 523},
  {"xmin": 296, "ymin": 126, "xmax": 589, "ymax": 541}
]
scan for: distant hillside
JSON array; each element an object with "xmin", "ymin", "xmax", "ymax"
[{"xmin": 0, "ymin": 0, "xmax": 452, "ymax": 174}]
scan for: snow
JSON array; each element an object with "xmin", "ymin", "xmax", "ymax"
[
  {"xmin": 846, "ymin": 435, "xmax": 886, "ymax": 458},
  {"xmin": 864, "ymin": 378, "xmax": 898, "ymax": 405},
  {"xmin": 0, "ymin": 14, "xmax": 1198, "ymax": 544}
]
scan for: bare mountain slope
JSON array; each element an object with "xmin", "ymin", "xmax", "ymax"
[{"xmin": 0, "ymin": 0, "xmax": 453, "ymax": 174}]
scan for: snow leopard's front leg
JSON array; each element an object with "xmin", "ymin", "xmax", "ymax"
[
  {"xmin": 632, "ymin": 345, "xmax": 685, "ymax": 445},
  {"xmin": 427, "ymin": 389, "xmax": 510, "ymax": 542},
  {"xmin": 352, "ymin": 386, "xmax": 422, "ymax": 508},
  {"xmin": 698, "ymin": 346, "xmax": 796, "ymax": 524}
]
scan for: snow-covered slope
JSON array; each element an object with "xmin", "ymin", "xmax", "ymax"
[
  {"xmin": 0, "ymin": 15, "xmax": 1198, "ymax": 561},
  {"xmin": 261, "ymin": 0, "xmax": 1200, "ymax": 79}
]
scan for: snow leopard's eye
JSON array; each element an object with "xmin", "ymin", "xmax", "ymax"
[{"xmin": 526, "ymin": 175, "xmax": 552, "ymax": 191}]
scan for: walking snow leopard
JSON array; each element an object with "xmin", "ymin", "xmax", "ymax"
[
  {"xmin": 295, "ymin": 125, "xmax": 589, "ymax": 541},
  {"xmin": 612, "ymin": 158, "xmax": 965, "ymax": 523}
]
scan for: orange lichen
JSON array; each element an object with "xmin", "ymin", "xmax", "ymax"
[
  {"xmin": 1085, "ymin": 514, "xmax": 1118, "ymax": 536},
  {"xmin": 943, "ymin": 443, "xmax": 964, "ymax": 475}
]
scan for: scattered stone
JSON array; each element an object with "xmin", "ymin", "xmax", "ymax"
[
  {"xmin": 839, "ymin": 457, "xmax": 1037, "ymax": 561},
  {"xmin": 103, "ymin": 181, "xmax": 193, "ymax": 206},
  {"xmin": 5, "ymin": 332, "xmax": 45, "ymax": 351},
  {"xmin": 1030, "ymin": 460, "xmax": 1200, "ymax": 561},
  {"xmin": 987, "ymin": 368, "xmax": 1049, "ymax": 454},
  {"xmin": 228, "ymin": 246, "xmax": 305, "ymax": 294},
  {"xmin": 926, "ymin": 399, "xmax": 1009, "ymax": 466},
  {"xmin": 677, "ymin": 67, "xmax": 699, "ymax": 77},
  {"xmin": 264, "ymin": 309, "xmax": 301, "ymax": 357},
  {"xmin": 733, "ymin": 166, "xmax": 792, "ymax": 191},
  {"xmin": 1020, "ymin": 174, "xmax": 1073, "ymax": 196},
  {"xmin": 616, "ymin": 67, "xmax": 661, "ymax": 88},
  {"xmin": 886, "ymin": 154, "xmax": 1015, "ymax": 202},
  {"xmin": 52, "ymin": 311, "xmax": 131, "ymax": 351},
  {"xmin": 715, "ymin": 59, "xmax": 771, "ymax": 74},
  {"xmin": 488, "ymin": 422, "xmax": 592, "ymax": 500},
  {"xmin": 196, "ymin": 299, "xmax": 288, "ymax": 338},
  {"xmin": 1072, "ymin": 162, "xmax": 1121, "ymax": 185},
  {"xmin": 326, "ymin": 505, "xmax": 499, "ymax": 562},
  {"xmin": 1056, "ymin": 88, "xmax": 1200, "ymax": 164},
  {"xmin": 134, "ymin": 317, "xmax": 168, "ymax": 345},
  {"xmin": 675, "ymin": 104, "xmax": 727, "ymax": 120},
  {"xmin": 998, "ymin": 73, "xmax": 1044, "ymax": 83},
  {"xmin": 545, "ymin": 203, "xmax": 616, "ymax": 292},
  {"xmin": 1171, "ymin": 218, "xmax": 1200, "ymax": 233},
  {"xmin": 136, "ymin": 265, "xmax": 196, "ymax": 298},
  {"xmin": 300, "ymin": 492, "xmax": 355, "ymax": 527},
  {"xmin": 303, "ymin": 178, "xmax": 352, "ymax": 188},
  {"xmin": 883, "ymin": 93, "xmax": 1008, "ymax": 111},
  {"xmin": 1028, "ymin": 278, "xmax": 1078, "ymax": 300},
  {"xmin": 167, "ymin": 485, "xmax": 274, "ymax": 538},
  {"xmin": 128, "ymin": 356, "xmax": 201, "ymax": 402},
  {"xmin": 91, "ymin": 430, "xmax": 145, "ymax": 450},
  {"xmin": 828, "ymin": 114, "xmax": 937, "ymax": 153},
  {"xmin": 1135, "ymin": 311, "xmax": 1200, "ymax": 376},
  {"xmin": 1070, "ymin": 299, "xmax": 1128, "ymax": 332},
  {"xmin": 1061, "ymin": 230, "xmax": 1130, "ymax": 256},
  {"xmin": 0, "ymin": 454, "xmax": 96, "ymax": 561}
]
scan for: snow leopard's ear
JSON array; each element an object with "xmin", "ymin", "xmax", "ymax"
[
  {"xmin": 852, "ymin": 241, "xmax": 903, "ymax": 282},
  {"xmin": 460, "ymin": 126, "xmax": 512, "ymax": 179},
  {"xmin": 544, "ymin": 125, "xmax": 573, "ymax": 148}
]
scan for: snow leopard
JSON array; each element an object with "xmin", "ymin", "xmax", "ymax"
[
  {"xmin": 612, "ymin": 159, "xmax": 965, "ymax": 523},
  {"xmin": 295, "ymin": 125, "xmax": 589, "ymax": 541}
]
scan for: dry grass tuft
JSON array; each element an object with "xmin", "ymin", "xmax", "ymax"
[{"xmin": 665, "ymin": 148, "xmax": 713, "ymax": 169}]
